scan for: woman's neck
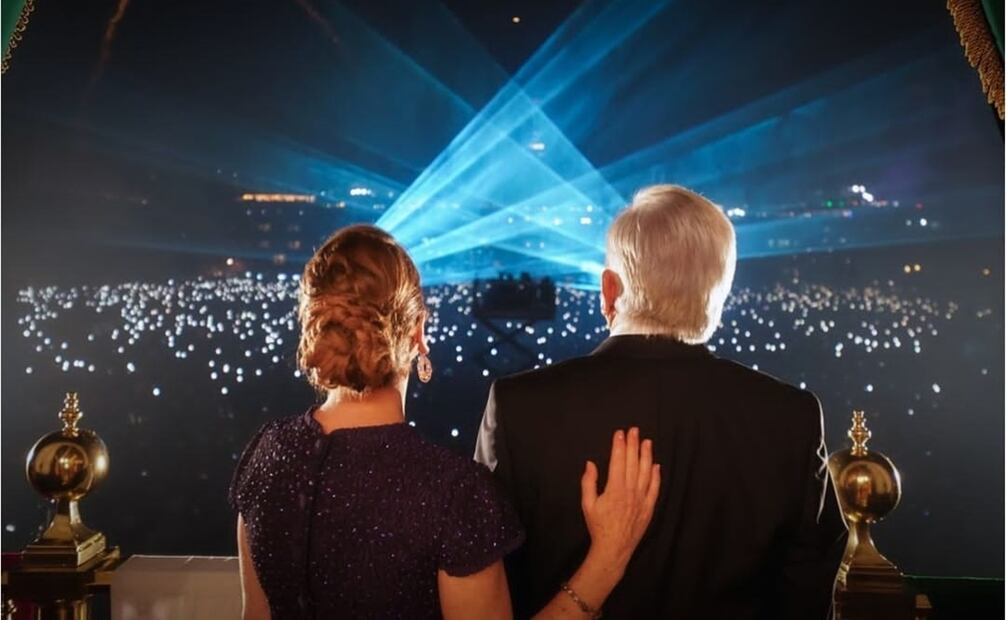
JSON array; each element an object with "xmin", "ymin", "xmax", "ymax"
[{"xmin": 313, "ymin": 381, "xmax": 408, "ymax": 433}]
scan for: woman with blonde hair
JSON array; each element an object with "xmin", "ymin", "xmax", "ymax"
[{"xmin": 231, "ymin": 224, "xmax": 660, "ymax": 619}]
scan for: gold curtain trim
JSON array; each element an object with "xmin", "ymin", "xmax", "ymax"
[
  {"xmin": 948, "ymin": 0, "xmax": 1004, "ymax": 120},
  {"xmin": 2, "ymin": 0, "xmax": 36, "ymax": 75}
]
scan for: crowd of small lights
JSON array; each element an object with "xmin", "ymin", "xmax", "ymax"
[
  {"xmin": 16, "ymin": 272, "xmax": 962, "ymax": 404},
  {"xmin": 4, "ymin": 270, "xmax": 986, "ymax": 537}
]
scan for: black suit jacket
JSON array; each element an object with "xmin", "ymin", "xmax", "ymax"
[{"xmin": 475, "ymin": 335, "xmax": 847, "ymax": 619}]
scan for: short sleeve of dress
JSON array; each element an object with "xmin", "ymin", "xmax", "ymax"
[
  {"xmin": 228, "ymin": 420, "xmax": 273, "ymax": 513},
  {"xmin": 437, "ymin": 459, "xmax": 525, "ymax": 577}
]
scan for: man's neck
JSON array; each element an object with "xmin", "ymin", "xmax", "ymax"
[{"xmin": 609, "ymin": 317, "xmax": 674, "ymax": 337}]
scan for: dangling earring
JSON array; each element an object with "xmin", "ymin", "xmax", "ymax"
[{"xmin": 416, "ymin": 354, "xmax": 433, "ymax": 383}]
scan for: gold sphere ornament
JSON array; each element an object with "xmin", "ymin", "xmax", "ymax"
[
  {"xmin": 827, "ymin": 411, "xmax": 904, "ymax": 593},
  {"xmin": 23, "ymin": 393, "xmax": 110, "ymax": 567}
]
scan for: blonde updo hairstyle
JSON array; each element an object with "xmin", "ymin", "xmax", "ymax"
[{"xmin": 297, "ymin": 225, "xmax": 425, "ymax": 396}]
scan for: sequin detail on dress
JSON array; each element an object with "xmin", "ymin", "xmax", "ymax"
[{"xmin": 230, "ymin": 410, "xmax": 524, "ymax": 619}]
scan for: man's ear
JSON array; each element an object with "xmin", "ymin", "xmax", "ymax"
[
  {"xmin": 413, "ymin": 312, "xmax": 430, "ymax": 356},
  {"xmin": 601, "ymin": 268, "xmax": 623, "ymax": 316}
]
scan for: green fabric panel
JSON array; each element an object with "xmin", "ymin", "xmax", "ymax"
[
  {"xmin": 905, "ymin": 576, "xmax": 1004, "ymax": 618},
  {"xmin": 3, "ymin": 0, "xmax": 27, "ymax": 56},
  {"xmin": 981, "ymin": 0, "xmax": 1003, "ymax": 56}
]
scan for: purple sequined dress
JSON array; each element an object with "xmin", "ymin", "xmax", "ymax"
[{"xmin": 230, "ymin": 409, "xmax": 524, "ymax": 619}]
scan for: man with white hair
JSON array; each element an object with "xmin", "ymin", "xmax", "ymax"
[{"xmin": 476, "ymin": 185, "xmax": 847, "ymax": 618}]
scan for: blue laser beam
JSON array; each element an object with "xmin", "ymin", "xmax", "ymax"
[
  {"xmin": 402, "ymin": 44, "xmax": 973, "ymax": 278},
  {"xmin": 376, "ymin": 0, "xmax": 671, "ymax": 236}
]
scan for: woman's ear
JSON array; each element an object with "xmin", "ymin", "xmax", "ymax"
[{"xmin": 413, "ymin": 312, "xmax": 430, "ymax": 356}]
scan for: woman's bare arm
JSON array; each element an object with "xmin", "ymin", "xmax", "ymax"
[
  {"xmin": 440, "ymin": 428, "xmax": 660, "ymax": 620},
  {"xmin": 237, "ymin": 515, "xmax": 271, "ymax": 620},
  {"xmin": 439, "ymin": 560, "xmax": 512, "ymax": 620}
]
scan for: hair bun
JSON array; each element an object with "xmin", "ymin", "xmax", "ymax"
[
  {"xmin": 297, "ymin": 225, "xmax": 425, "ymax": 395},
  {"xmin": 299, "ymin": 295, "xmax": 397, "ymax": 392}
]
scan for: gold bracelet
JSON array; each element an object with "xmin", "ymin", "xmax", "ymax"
[{"xmin": 559, "ymin": 581, "xmax": 602, "ymax": 619}]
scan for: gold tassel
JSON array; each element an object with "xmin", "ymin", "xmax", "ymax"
[{"xmin": 948, "ymin": 0, "xmax": 1004, "ymax": 120}]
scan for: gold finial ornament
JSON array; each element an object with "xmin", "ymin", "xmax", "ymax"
[
  {"xmin": 848, "ymin": 410, "xmax": 871, "ymax": 456},
  {"xmin": 23, "ymin": 393, "xmax": 110, "ymax": 567},
  {"xmin": 59, "ymin": 392, "xmax": 83, "ymax": 434},
  {"xmin": 828, "ymin": 410, "xmax": 903, "ymax": 593}
]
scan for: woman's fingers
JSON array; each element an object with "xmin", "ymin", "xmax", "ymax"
[
  {"xmin": 643, "ymin": 464, "xmax": 661, "ymax": 520},
  {"xmin": 606, "ymin": 430, "xmax": 626, "ymax": 492},
  {"xmin": 636, "ymin": 438, "xmax": 653, "ymax": 495},
  {"xmin": 598, "ymin": 428, "xmax": 659, "ymax": 512},
  {"xmin": 624, "ymin": 427, "xmax": 640, "ymax": 489},
  {"xmin": 582, "ymin": 430, "xmax": 662, "ymax": 566},
  {"xmin": 580, "ymin": 460, "xmax": 599, "ymax": 515}
]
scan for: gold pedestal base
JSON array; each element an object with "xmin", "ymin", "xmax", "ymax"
[
  {"xmin": 834, "ymin": 583, "xmax": 932, "ymax": 620},
  {"xmin": 837, "ymin": 522, "xmax": 904, "ymax": 594},
  {"xmin": 5, "ymin": 548, "xmax": 121, "ymax": 620},
  {"xmin": 22, "ymin": 532, "xmax": 107, "ymax": 569},
  {"xmin": 833, "ymin": 524, "xmax": 931, "ymax": 619},
  {"xmin": 22, "ymin": 499, "xmax": 107, "ymax": 568}
]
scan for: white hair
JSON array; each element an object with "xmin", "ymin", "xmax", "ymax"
[{"xmin": 606, "ymin": 184, "xmax": 736, "ymax": 343}]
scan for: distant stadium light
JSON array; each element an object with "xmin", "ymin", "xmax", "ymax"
[
  {"xmin": 349, "ymin": 187, "xmax": 375, "ymax": 197},
  {"xmin": 239, "ymin": 193, "xmax": 316, "ymax": 203},
  {"xmin": 529, "ymin": 141, "xmax": 546, "ymax": 152},
  {"xmin": 726, "ymin": 207, "xmax": 747, "ymax": 218},
  {"xmin": 861, "ymin": 192, "xmax": 874, "ymax": 202},
  {"xmin": 580, "ymin": 216, "xmax": 592, "ymax": 225}
]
